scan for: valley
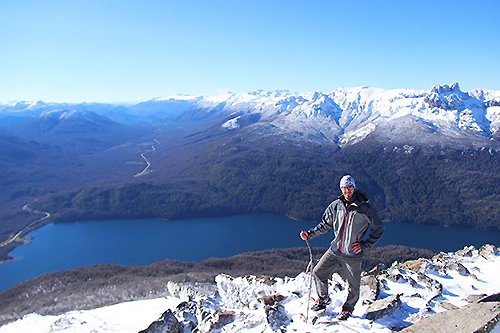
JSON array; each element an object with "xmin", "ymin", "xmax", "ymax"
[{"xmin": 0, "ymin": 84, "xmax": 499, "ymax": 262}]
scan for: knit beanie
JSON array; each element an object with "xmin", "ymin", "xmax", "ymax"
[{"xmin": 339, "ymin": 175, "xmax": 356, "ymax": 189}]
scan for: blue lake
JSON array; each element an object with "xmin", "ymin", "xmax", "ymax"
[{"xmin": 0, "ymin": 214, "xmax": 499, "ymax": 291}]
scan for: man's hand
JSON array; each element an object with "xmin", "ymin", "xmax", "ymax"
[
  {"xmin": 300, "ymin": 230, "xmax": 309, "ymax": 241},
  {"xmin": 352, "ymin": 242, "xmax": 362, "ymax": 254}
]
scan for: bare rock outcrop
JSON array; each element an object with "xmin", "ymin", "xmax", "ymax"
[
  {"xmin": 401, "ymin": 301, "xmax": 500, "ymax": 333},
  {"xmin": 139, "ymin": 309, "xmax": 182, "ymax": 333},
  {"xmin": 399, "ymin": 259, "xmax": 427, "ymax": 273},
  {"xmin": 197, "ymin": 310, "xmax": 236, "ymax": 332},
  {"xmin": 259, "ymin": 294, "xmax": 291, "ymax": 332},
  {"xmin": 479, "ymin": 244, "xmax": 498, "ymax": 258},
  {"xmin": 365, "ymin": 294, "xmax": 403, "ymax": 320},
  {"xmin": 360, "ymin": 274, "xmax": 380, "ymax": 303}
]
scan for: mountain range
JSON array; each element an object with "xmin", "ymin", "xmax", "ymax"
[
  {"xmin": 0, "ymin": 83, "xmax": 499, "ymax": 259},
  {"xmin": 3, "ymin": 83, "xmax": 499, "ymax": 145},
  {"xmin": 133, "ymin": 83, "xmax": 500, "ymax": 146}
]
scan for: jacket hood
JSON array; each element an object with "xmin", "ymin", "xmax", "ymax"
[{"xmin": 340, "ymin": 189, "xmax": 369, "ymax": 205}]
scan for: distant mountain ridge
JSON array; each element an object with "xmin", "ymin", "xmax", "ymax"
[
  {"xmin": 124, "ymin": 83, "xmax": 500, "ymax": 147},
  {"xmin": 2, "ymin": 83, "xmax": 499, "ymax": 148}
]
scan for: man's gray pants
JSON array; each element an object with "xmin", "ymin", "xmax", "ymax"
[{"xmin": 312, "ymin": 248, "xmax": 362, "ymax": 312}]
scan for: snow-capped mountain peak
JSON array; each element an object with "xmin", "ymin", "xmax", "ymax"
[
  {"xmin": 38, "ymin": 109, "xmax": 112, "ymax": 123},
  {"xmin": 153, "ymin": 94, "xmax": 201, "ymax": 102},
  {"xmin": 2, "ymin": 84, "xmax": 499, "ymax": 148},
  {"xmin": 140, "ymin": 84, "xmax": 497, "ymax": 146},
  {"xmin": 283, "ymin": 85, "xmax": 495, "ymax": 145},
  {"xmin": 430, "ymin": 82, "xmax": 465, "ymax": 95}
]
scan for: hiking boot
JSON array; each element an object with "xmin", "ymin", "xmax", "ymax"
[
  {"xmin": 337, "ymin": 310, "xmax": 351, "ymax": 320},
  {"xmin": 310, "ymin": 297, "xmax": 331, "ymax": 311}
]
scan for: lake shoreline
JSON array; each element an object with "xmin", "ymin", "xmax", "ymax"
[
  {"xmin": 1, "ymin": 213, "xmax": 499, "ymax": 293},
  {"xmin": 3, "ymin": 204, "xmax": 499, "ymax": 264},
  {"xmin": 0, "ymin": 233, "xmax": 35, "ymax": 264},
  {"xmin": 1, "ymin": 212, "xmax": 499, "ymax": 265}
]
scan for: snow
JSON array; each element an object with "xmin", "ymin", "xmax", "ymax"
[
  {"xmin": 486, "ymin": 106, "xmax": 500, "ymax": 134},
  {"xmin": 154, "ymin": 95, "xmax": 201, "ymax": 101},
  {"xmin": 339, "ymin": 123, "xmax": 376, "ymax": 146},
  {"xmin": 5, "ymin": 101, "xmax": 45, "ymax": 109},
  {"xmin": 1, "ymin": 246, "xmax": 498, "ymax": 333},
  {"xmin": 0, "ymin": 298, "xmax": 180, "ymax": 333},
  {"xmin": 221, "ymin": 116, "xmax": 241, "ymax": 130},
  {"xmin": 3, "ymin": 85, "xmax": 499, "ymax": 146},
  {"xmin": 403, "ymin": 145, "xmax": 414, "ymax": 154},
  {"xmin": 165, "ymin": 84, "xmax": 497, "ymax": 145},
  {"xmin": 201, "ymin": 92, "xmax": 235, "ymax": 105}
]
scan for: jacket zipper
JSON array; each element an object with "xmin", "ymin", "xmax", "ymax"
[{"xmin": 339, "ymin": 203, "xmax": 350, "ymax": 255}]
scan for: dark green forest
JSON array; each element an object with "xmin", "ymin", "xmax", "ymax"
[{"xmin": 41, "ymin": 135, "xmax": 499, "ymax": 231}]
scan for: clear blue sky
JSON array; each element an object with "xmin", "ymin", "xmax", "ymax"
[{"xmin": 1, "ymin": 0, "xmax": 499, "ymax": 103}]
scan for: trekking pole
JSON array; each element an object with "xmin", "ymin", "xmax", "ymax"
[{"xmin": 305, "ymin": 238, "xmax": 314, "ymax": 323}]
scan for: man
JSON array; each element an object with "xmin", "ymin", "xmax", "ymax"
[{"xmin": 300, "ymin": 175, "xmax": 384, "ymax": 320}]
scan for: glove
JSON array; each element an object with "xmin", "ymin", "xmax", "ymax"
[{"xmin": 352, "ymin": 242, "xmax": 362, "ymax": 254}]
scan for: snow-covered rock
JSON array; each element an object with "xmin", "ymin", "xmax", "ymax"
[
  {"xmin": 1, "ymin": 245, "xmax": 498, "ymax": 332},
  {"xmin": 365, "ymin": 294, "xmax": 403, "ymax": 320},
  {"xmin": 139, "ymin": 309, "xmax": 182, "ymax": 333}
]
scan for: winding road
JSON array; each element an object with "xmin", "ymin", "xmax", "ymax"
[
  {"xmin": 0, "ymin": 203, "xmax": 51, "ymax": 248},
  {"xmin": 2, "ymin": 138, "xmax": 160, "ymax": 250},
  {"xmin": 134, "ymin": 138, "xmax": 160, "ymax": 177}
]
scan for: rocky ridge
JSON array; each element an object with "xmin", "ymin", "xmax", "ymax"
[
  {"xmin": 2, "ymin": 244, "xmax": 498, "ymax": 332},
  {"xmin": 137, "ymin": 244, "xmax": 500, "ymax": 332}
]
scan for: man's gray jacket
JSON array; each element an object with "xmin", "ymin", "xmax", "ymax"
[{"xmin": 307, "ymin": 190, "xmax": 384, "ymax": 257}]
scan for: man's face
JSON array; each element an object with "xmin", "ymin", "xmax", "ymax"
[{"xmin": 341, "ymin": 185, "xmax": 355, "ymax": 200}]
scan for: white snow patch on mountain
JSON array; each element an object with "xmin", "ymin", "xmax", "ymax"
[
  {"xmin": 486, "ymin": 106, "xmax": 500, "ymax": 134},
  {"xmin": 339, "ymin": 123, "xmax": 376, "ymax": 146},
  {"xmin": 154, "ymin": 95, "xmax": 201, "ymax": 102},
  {"xmin": 222, "ymin": 116, "xmax": 241, "ymax": 130},
  {"xmin": 40, "ymin": 110, "xmax": 80, "ymax": 121}
]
